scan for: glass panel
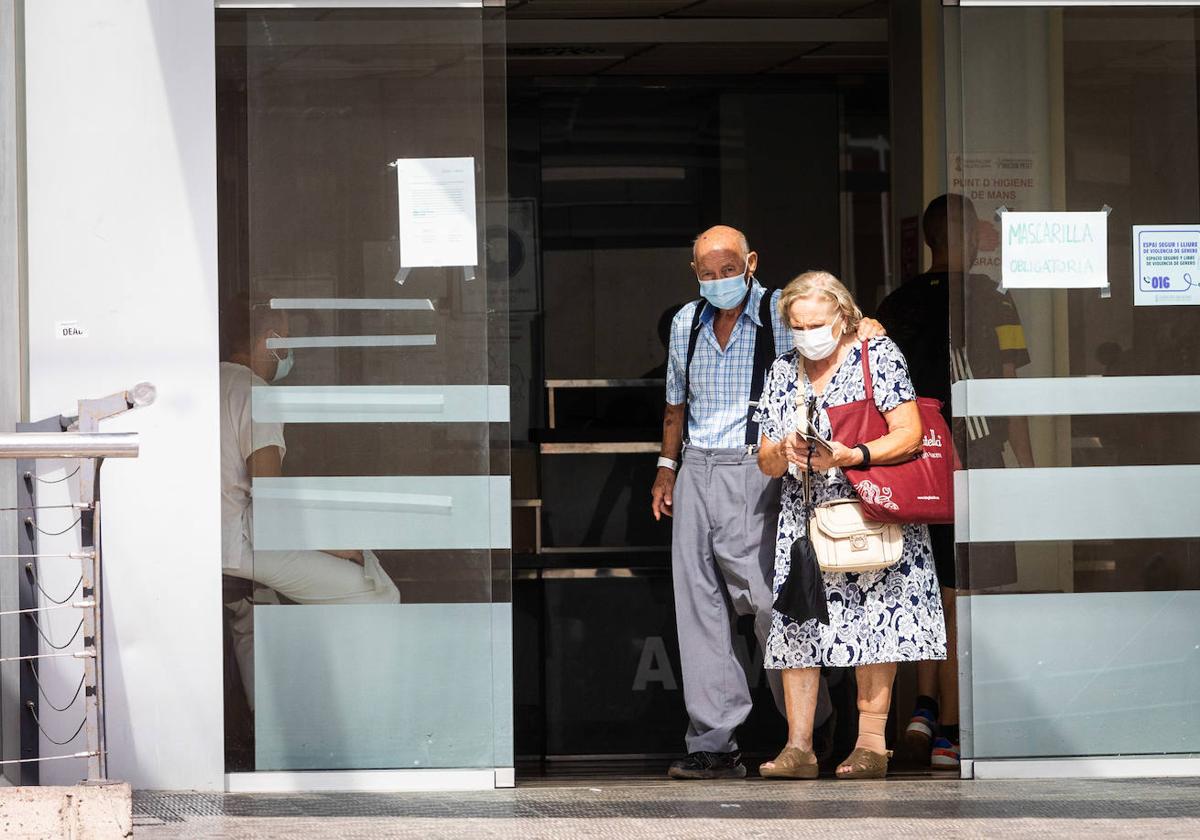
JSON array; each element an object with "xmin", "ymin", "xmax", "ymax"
[
  {"xmin": 216, "ymin": 7, "xmax": 509, "ymax": 773},
  {"xmin": 948, "ymin": 4, "xmax": 1200, "ymax": 761},
  {"xmin": 964, "ymin": 592, "xmax": 1200, "ymax": 759},
  {"xmin": 254, "ymin": 603, "xmax": 507, "ymax": 770}
]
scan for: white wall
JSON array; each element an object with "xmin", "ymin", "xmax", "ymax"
[
  {"xmin": 0, "ymin": 0, "xmax": 25, "ymax": 783},
  {"xmin": 23, "ymin": 1, "xmax": 223, "ymax": 789}
]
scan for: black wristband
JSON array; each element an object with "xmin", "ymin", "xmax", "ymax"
[{"xmin": 855, "ymin": 443, "xmax": 871, "ymax": 469}]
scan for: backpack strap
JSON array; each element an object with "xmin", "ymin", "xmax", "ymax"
[
  {"xmin": 682, "ymin": 300, "xmax": 704, "ymax": 445},
  {"xmin": 744, "ymin": 289, "xmax": 777, "ymax": 447}
]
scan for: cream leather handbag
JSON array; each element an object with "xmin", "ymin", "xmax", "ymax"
[{"xmin": 809, "ymin": 498, "xmax": 903, "ymax": 574}]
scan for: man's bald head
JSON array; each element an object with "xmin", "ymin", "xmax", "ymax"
[
  {"xmin": 692, "ymin": 225, "xmax": 749, "ymax": 263},
  {"xmin": 691, "ymin": 225, "xmax": 757, "ymax": 285},
  {"xmin": 923, "ymin": 193, "xmax": 979, "ymax": 272}
]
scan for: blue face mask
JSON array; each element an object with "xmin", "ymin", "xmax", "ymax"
[
  {"xmin": 698, "ymin": 269, "xmax": 749, "ymax": 310},
  {"xmin": 271, "ymin": 349, "xmax": 294, "ymax": 383}
]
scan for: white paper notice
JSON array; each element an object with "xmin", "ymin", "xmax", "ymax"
[
  {"xmin": 395, "ymin": 157, "xmax": 478, "ymax": 268},
  {"xmin": 1000, "ymin": 211, "xmax": 1108, "ymax": 289},
  {"xmin": 1133, "ymin": 225, "xmax": 1200, "ymax": 307},
  {"xmin": 54, "ymin": 320, "xmax": 87, "ymax": 339},
  {"xmin": 951, "ymin": 153, "xmax": 1040, "ymax": 284}
]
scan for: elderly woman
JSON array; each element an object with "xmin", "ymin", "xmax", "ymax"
[{"xmin": 755, "ymin": 271, "xmax": 946, "ymax": 780}]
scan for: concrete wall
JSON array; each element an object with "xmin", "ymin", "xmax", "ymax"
[{"xmin": 23, "ymin": 1, "xmax": 222, "ymax": 789}]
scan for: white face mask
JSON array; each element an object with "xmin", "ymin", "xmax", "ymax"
[
  {"xmin": 267, "ymin": 330, "xmax": 294, "ymax": 382},
  {"xmin": 792, "ymin": 315, "xmax": 842, "ymax": 361}
]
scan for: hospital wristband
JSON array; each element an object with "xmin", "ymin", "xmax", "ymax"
[{"xmin": 657, "ymin": 456, "xmax": 679, "ymax": 471}]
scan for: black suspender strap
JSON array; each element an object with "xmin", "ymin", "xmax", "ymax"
[
  {"xmin": 682, "ymin": 300, "xmax": 704, "ymax": 444},
  {"xmin": 744, "ymin": 289, "xmax": 777, "ymax": 447}
]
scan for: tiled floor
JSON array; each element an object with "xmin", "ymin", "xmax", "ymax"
[{"xmin": 133, "ymin": 777, "xmax": 1200, "ymax": 839}]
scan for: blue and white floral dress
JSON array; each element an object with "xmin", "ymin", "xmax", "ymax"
[{"xmin": 755, "ymin": 337, "xmax": 946, "ymax": 669}]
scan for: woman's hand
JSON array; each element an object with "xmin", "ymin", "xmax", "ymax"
[
  {"xmin": 782, "ymin": 432, "xmax": 810, "ymax": 466},
  {"xmin": 807, "ymin": 440, "xmax": 862, "ymax": 472}
]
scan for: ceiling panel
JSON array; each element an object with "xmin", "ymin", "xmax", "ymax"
[
  {"xmin": 507, "ymin": 43, "xmax": 642, "ymax": 75},
  {"xmin": 602, "ymin": 42, "xmax": 823, "ymax": 74},
  {"xmin": 507, "ymin": 0, "xmax": 888, "ymax": 19},
  {"xmin": 672, "ymin": 0, "xmax": 888, "ymax": 18},
  {"xmin": 507, "ymin": 1, "xmax": 690, "ymax": 18}
]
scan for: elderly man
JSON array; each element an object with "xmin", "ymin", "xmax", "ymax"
[{"xmin": 652, "ymin": 225, "xmax": 883, "ymax": 779}]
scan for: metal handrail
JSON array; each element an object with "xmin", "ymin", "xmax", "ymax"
[
  {"xmin": 0, "ymin": 430, "xmax": 139, "ymax": 783},
  {"xmin": 0, "ymin": 433, "xmax": 140, "ymax": 460}
]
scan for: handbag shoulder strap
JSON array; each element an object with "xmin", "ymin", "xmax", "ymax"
[{"xmin": 859, "ymin": 339, "xmax": 874, "ymax": 401}]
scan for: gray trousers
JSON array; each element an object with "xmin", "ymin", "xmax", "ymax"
[{"xmin": 672, "ymin": 446, "xmax": 830, "ymax": 754}]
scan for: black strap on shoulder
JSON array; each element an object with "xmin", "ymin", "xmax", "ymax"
[
  {"xmin": 745, "ymin": 288, "xmax": 777, "ymax": 446},
  {"xmin": 682, "ymin": 300, "xmax": 704, "ymax": 444}
]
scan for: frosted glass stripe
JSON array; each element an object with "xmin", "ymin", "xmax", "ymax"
[
  {"xmin": 253, "ymin": 476, "xmax": 510, "ymax": 550},
  {"xmin": 254, "ymin": 486, "xmax": 452, "ymax": 514},
  {"xmin": 220, "ymin": 2, "xmax": 481, "ymax": 8},
  {"xmin": 963, "ymin": 1, "xmax": 1193, "ymax": 7},
  {"xmin": 252, "ymin": 385, "xmax": 510, "ymax": 424},
  {"xmin": 951, "ymin": 376, "xmax": 1200, "ymax": 417},
  {"xmin": 269, "ymin": 298, "xmax": 434, "ymax": 311},
  {"xmin": 957, "ymin": 466, "xmax": 1200, "ymax": 543},
  {"xmin": 266, "ymin": 335, "xmax": 436, "ymax": 349},
  {"xmin": 963, "ymin": 591, "xmax": 1200, "ymax": 759},
  {"xmin": 255, "ymin": 603, "xmax": 508, "ymax": 771}
]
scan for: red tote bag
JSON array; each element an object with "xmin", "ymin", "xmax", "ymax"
[{"xmin": 824, "ymin": 341, "xmax": 956, "ymax": 525}]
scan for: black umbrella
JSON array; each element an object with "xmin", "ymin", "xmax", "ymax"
[{"xmin": 773, "ymin": 444, "xmax": 829, "ymax": 626}]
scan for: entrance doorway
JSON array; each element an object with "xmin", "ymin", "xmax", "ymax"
[{"xmin": 503, "ymin": 0, "xmax": 915, "ymax": 778}]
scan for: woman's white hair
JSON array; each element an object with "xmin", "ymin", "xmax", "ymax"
[{"xmin": 777, "ymin": 270, "xmax": 863, "ymax": 333}]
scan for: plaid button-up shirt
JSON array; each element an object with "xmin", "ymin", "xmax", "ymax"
[{"xmin": 665, "ymin": 279, "xmax": 792, "ymax": 449}]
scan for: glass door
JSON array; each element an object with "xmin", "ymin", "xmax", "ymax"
[
  {"xmin": 216, "ymin": 3, "xmax": 511, "ymax": 779},
  {"xmin": 946, "ymin": 1, "xmax": 1200, "ymax": 772}
]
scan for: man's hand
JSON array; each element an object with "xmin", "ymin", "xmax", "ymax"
[
  {"xmin": 856, "ymin": 317, "xmax": 887, "ymax": 340},
  {"xmin": 651, "ymin": 467, "xmax": 677, "ymax": 520},
  {"xmin": 325, "ymin": 549, "xmax": 365, "ymax": 566}
]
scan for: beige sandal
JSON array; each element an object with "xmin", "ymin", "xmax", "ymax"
[
  {"xmin": 835, "ymin": 747, "xmax": 892, "ymax": 780},
  {"xmin": 759, "ymin": 746, "xmax": 819, "ymax": 780}
]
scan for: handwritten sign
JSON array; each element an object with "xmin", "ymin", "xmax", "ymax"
[
  {"xmin": 1000, "ymin": 211, "xmax": 1108, "ymax": 289},
  {"xmin": 1133, "ymin": 225, "xmax": 1200, "ymax": 307},
  {"xmin": 54, "ymin": 320, "xmax": 87, "ymax": 339}
]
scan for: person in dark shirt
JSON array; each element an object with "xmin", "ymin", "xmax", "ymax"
[{"xmin": 876, "ymin": 193, "xmax": 1034, "ymax": 770}]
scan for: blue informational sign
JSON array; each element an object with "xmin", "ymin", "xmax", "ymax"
[{"xmin": 1133, "ymin": 225, "xmax": 1200, "ymax": 307}]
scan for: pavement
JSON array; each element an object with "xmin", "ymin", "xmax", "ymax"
[{"xmin": 132, "ymin": 776, "xmax": 1200, "ymax": 839}]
